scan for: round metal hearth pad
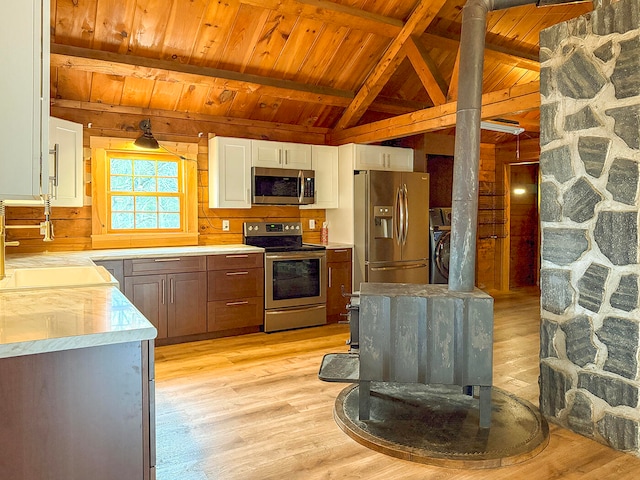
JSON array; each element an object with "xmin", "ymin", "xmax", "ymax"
[{"xmin": 334, "ymin": 383, "xmax": 549, "ymax": 469}]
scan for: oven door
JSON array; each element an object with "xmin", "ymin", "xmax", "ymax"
[{"xmin": 265, "ymin": 250, "xmax": 327, "ymax": 309}]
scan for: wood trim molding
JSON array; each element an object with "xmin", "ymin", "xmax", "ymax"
[{"xmin": 90, "ymin": 136, "xmax": 199, "ymax": 249}]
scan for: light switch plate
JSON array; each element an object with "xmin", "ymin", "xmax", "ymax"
[{"xmin": 309, "ymin": 219, "xmax": 315, "ymax": 230}]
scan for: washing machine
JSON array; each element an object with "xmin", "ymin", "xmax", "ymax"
[{"xmin": 429, "ymin": 208, "xmax": 451, "ymax": 284}]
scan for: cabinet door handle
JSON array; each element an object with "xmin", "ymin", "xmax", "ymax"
[
  {"xmin": 226, "ymin": 271, "xmax": 248, "ymax": 276},
  {"xmin": 328, "ymin": 266, "xmax": 332, "ymax": 288},
  {"xmin": 161, "ymin": 279, "xmax": 165, "ymax": 305},
  {"xmin": 334, "ymin": 249, "xmax": 348, "ymax": 253},
  {"xmin": 154, "ymin": 258, "xmax": 181, "ymax": 262},
  {"xmin": 49, "ymin": 143, "xmax": 59, "ymax": 187},
  {"xmin": 170, "ymin": 278, "xmax": 174, "ymax": 304},
  {"xmin": 225, "ymin": 254, "xmax": 248, "ymax": 258},
  {"xmin": 226, "ymin": 300, "xmax": 249, "ymax": 306}
]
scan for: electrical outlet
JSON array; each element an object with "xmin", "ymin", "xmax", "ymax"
[
  {"xmin": 309, "ymin": 219, "xmax": 316, "ymax": 230},
  {"xmin": 222, "ymin": 219, "xmax": 230, "ymax": 231}
]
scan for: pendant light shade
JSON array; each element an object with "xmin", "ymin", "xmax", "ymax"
[{"xmin": 134, "ymin": 119, "xmax": 160, "ymax": 150}]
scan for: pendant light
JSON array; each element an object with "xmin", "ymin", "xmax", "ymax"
[{"xmin": 134, "ymin": 119, "xmax": 160, "ymax": 150}]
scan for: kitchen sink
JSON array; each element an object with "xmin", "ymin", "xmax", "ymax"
[{"xmin": 0, "ymin": 265, "xmax": 118, "ymax": 291}]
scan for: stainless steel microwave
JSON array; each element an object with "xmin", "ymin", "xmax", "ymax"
[{"xmin": 251, "ymin": 167, "xmax": 315, "ymax": 205}]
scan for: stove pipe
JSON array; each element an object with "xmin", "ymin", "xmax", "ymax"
[{"xmin": 448, "ymin": 0, "xmax": 590, "ymax": 292}]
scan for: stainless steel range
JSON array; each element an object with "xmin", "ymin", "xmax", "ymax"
[{"xmin": 243, "ymin": 222, "xmax": 326, "ymax": 332}]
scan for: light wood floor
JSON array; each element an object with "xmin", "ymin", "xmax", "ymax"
[{"xmin": 154, "ymin": 288, "xmax": 640, "ymax": 479}]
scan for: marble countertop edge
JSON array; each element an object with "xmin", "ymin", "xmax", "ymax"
[{"xmin": 0, "ymin": 326, "xmax": 158, "ymax": 360}]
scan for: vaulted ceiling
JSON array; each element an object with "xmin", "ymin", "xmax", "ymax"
[{"xmin": 49, "ymin": 0, "xmax": 592, "ymax": 145}]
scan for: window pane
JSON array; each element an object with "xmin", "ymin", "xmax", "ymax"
[
  {"xmin": 136, "ymin": 196, "xmax": 158, "ymax": 212},
  {"xmin": 158, "ymin": 177, "xmax": 178, "ymax": 192},
  {"xmin": 159, "ymin": 196, "xmax": 180, "ymax": 212},
  {"xmin": 111, "ymin": 195, "xmax": 134, "ymax": 211},
  {"xmin": 158, "ymin": 161, "xmax": 178, "ymax": 177},
  {"xmin": 110, "ymin": 158, "xmax": 133, "ymax": 175},
  {"xmin": 136, "ymin": 213, "xmax": 157, "ymax": 229},
  {"xmin": 134, "ymin": 176, "xmax": 157, "ymax": 192},
  {"xmin": 159, "ymin": 213, "xmax": 180, "ymax": 229},
  {"xmin": 111, "ymin": 176, "xmax": 133, "ymax": 192},
  {"xmin": 106, "ymin": 151, "xmax": 184, "ymax": 234},
  {"xmin": 134, "ymin": 160, "xmax": 156, "ymax": 176},
  {"xmin": 112, "ymin": 212, "xmax": 134, "ymax": 229}
]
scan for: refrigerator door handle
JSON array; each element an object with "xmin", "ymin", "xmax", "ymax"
[
  {"xmin": 394, "ymin": 186, "xmax": 402, "ymax": 245},
  {"xmin": 370, "ymin": 262, "xmax": 429, "ymax": 272},
  {"xmin": 402, "ymin": 184, "xmax": 409, "ymax": 246}
]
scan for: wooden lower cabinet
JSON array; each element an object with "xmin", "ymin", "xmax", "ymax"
[
  {"xmin": 124, "ymin": 257, "xmax": 207, "ymax": 340},
  {"xmin": 0, "ymin": 341, "xmax": 155, "ymax": 480},
  {"xmin": 327, "ymin": 248, "xmax": 352, "ymax": 323},
  {"xmin": 207, "ymin": 253, "xmax": 264, "ymax": 332},
  {"xmin": 207, "ymin": 297, "xmax": 264, "ymax": 331}
]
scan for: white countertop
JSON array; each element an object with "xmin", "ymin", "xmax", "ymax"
[
  {"xmin": 0, "ymin": 285, "xmax": 157, "ymax": 359},
  {"xmin": 0, "ymin": 244, "xmax": 263, "ymax": 359},
  {"xmin": 4, "ymin": 244, "xmax": 264, "ymax": 271}
]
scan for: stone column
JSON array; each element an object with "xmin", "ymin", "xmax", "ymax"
[{"xmin": 539, "ymin": 0, "xmax": 640, "ymax": 453}]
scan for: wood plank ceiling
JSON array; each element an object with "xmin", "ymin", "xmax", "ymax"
[{"xmin": 49, "ymin": 0, "xmax": 592, "ymax": 145}]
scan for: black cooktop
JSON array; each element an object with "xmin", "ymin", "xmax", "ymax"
[
  {"xmin": 243, "ymin": 221, "xmax": 325, "ymax": 252},
  {"xmin": 262, "ymin": 244, "xmax": 326, "ymax": 253}
]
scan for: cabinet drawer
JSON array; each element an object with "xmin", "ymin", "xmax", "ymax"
[
  {"xmin": 207, "ymin": 298, "xmax": 264, "ymax": 332},
  {"xmin": 327, "ymin": 248, "xmax": 352, "ymax": 263},
  {"xmin": 207, "ymin": 253, "xmax": 263, "ymax": 271},
  {"xmin": 124, "ymin": 256, "xmax": 206, "ymax": 276},
  {"xmin": 207, "ymin": 268, "xmax": 264, "ymax": 301}
]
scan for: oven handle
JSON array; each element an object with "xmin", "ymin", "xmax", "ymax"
[
  {"xmin": 266, "ymin": 251, "xmax": 326, "ymax": 260},
  {"xmin": 267, "ymin": 304, "xmax": 326, "ymax": 315}
]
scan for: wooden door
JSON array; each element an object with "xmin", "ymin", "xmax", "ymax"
[
  {"xmin": 167, "ymin": 272, "xmax": 207, "ymax": 337},
  {"xmin": 509, "ymin": 164, "xmax": 539, "ymax": 288},
  {"xmin": 124, "ymin": 274, "xmax": 168, "ymax": 339}
]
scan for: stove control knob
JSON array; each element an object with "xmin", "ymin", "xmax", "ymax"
[
  {"xmin": 285, "ymin": 225, "xmax": 289, "ymax": 230},
  {"xmin": 295, "ymin": 225, "xmax": 300, "ymax": 230}
]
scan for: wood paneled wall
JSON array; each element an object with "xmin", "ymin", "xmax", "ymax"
[{"xmin": 4, "ymin": 109, "xmax": 325, "ymax": 253}]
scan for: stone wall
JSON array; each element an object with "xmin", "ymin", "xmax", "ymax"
[{"xmin": 539, "ymin": 0, "xmax": 640, "ymax": 453}]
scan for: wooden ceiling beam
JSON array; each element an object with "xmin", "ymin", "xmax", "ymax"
[
  {"xmin": 51, "ymin": 44, "xmax": 352, "ymax": 106},
  {"xmin": 404, "ymin": 36, "xmax": 448, "ymax": 106},
  {"xmin": 333, "ymin": 0, "xmax": 449, "ymax": 130},
  {"xmin": 50, "ymin": 44, "xmax": 427, "ymax": 115},
  {"xmin": 329, "ymin": 81, "xmax": 540, "ymax": 145},
  {"xmin": 50, "ymin": 99, "xmax": 330, "ymax": 144}
]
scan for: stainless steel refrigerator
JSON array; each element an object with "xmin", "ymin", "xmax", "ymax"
[{"xmin": 353, "ymin": 170, "xmax": 430, "ymax": 290}]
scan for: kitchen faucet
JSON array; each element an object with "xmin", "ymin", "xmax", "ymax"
[{"xmin": 0, "ymin": 198, "xmax": 54, "ymax": 280}]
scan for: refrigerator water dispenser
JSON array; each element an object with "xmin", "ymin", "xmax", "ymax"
[{"xmin": 373, "ymin": 206, "xmax": 393, "ymax": 239}]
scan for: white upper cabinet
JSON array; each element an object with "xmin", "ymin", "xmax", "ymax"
[
  {"xmin": 49, "ymin": 117, "xmax": 84, "ymax": 207},
  {"xmin": 353, "ymin": 144, "xmax": 413, "ymax": 172},
  {"xmin": 208, "ymin": 136, "xmax": 252, "ymax": 209},
  {"xmin": 301, "ymin": 145, "xmax": 339, "ymax": 210},
  {"xmin": 251, "ymin": 140, "xmax": 312, "ymax": 170},
  {"xmin": 0, "ymin": 0, "xmax": 50, "ymax": 200}
]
